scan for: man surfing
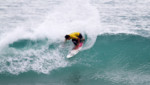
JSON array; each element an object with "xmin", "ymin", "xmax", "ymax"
[{"xmin": 65, "ymin": 32, "xmax": 85, "ymax": 49}]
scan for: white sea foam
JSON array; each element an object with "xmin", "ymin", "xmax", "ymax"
[
  {"xmin": 0, "ymin": 45, "xmax": 71, "ymax": 74},
  {"xmin": 1, "ymin": 0, "xmax": 150, "ymax": 49},
  {"xmin": 0, "ymin": 0, "xmax": 150, "ymax": 74}
]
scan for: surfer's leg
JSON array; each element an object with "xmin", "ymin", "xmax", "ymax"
[
  {"xmin": 78, "ymin": 34, "xmax": 83, "ymax": 42},
  {"xmin": 72, "ymin": 39, "xmax": 78, "ymax": 46}
]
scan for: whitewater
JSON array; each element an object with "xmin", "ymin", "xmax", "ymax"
[{"xmin": 0, "ymin": 0, "xmax": 150, "ymax": 85}]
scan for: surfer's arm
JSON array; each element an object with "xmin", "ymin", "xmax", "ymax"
[
  {"xmin": 64, "ymin": 39, "xmax": 68, "ymax": 44},
  {"xmin": 64, "ymin": 39, "xmax": 67, "ymax": 42},
  {"xmin": 62, "ymin": 39, "xmax": 67, "ymax": 47}
]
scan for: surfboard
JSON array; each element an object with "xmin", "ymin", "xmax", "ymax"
[{"xmin": 66, "ymin": 42, "xmax": 83, "ymax": 58}]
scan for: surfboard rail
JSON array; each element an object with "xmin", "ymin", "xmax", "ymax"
[{"xmin": 66, "ymin": 42, "xmax": 83, "ymax": 58}]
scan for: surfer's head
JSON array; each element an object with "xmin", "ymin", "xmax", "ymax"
[{"xmin": 65, "ymin": 35, "xmax": 71, "ymax": 40}]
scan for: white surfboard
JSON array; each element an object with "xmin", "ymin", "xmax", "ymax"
[{"xmin": 66, "ymin": 42, "xmax": 83, "ymax": 58}]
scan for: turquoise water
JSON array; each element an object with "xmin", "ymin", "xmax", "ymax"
[
  {"xmin": 1, "ymin": 34, "xmax": 150, "ymax": 85},
  {"xmin": 0, "ymin": 0, "xmax": 150, "ymax": 85}
]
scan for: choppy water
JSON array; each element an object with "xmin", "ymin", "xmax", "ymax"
[{"xmin": 0, "ymin": 0, "xmax": 150, "ymax": 85}]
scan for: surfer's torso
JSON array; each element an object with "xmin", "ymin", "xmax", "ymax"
[{"xmin": 69, "ymin": 32, "xmax": 80, "ymax": 39}]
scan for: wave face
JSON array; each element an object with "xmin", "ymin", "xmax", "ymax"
[{"xmin": 0, "ymin": 0, "xmax": 150, "ymax": 85}]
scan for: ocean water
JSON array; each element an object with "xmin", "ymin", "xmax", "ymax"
[{"xmin": 0, "ymin": 0, "xmax": 150, "ymax": 85}]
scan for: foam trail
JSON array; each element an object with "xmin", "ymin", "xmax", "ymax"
[
  {"xmin": 34, "ymin": 0, "xmax": 102, "ymax": 50},
  {"xmin": 0, "ymin": 0, "xmax": 101, "ymax": 51},
  {"xmin": 0, "ymin": 0, "xmax": 102, "ymax": 74}
]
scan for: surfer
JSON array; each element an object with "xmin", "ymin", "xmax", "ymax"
[{"xmin": 64, "ymin": 32, "xmax": 85, "ymax": 48}]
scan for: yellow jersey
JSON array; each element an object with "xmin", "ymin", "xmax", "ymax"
[{"xmin": 69, "ymin": 32, "xmax": 80, "ymax": 39}]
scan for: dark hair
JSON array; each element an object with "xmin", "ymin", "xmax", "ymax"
[{"xmin": 65, "ymin": 35, "xmax": 70, "ymax": 39}]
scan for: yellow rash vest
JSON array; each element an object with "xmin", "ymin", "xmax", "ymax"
[{"xmin": 69, "ymin": 32, "xmax": 80, "ymax": 39}]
